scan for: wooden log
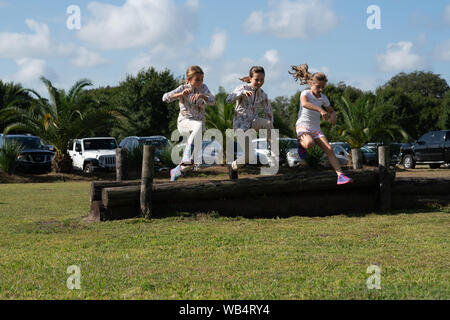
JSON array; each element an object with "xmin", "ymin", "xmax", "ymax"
[
  {"xmin": 392, "ymin": 178, "xmax": 450, "ymax": 195},
  {"xmin": 140, "ymin": 145, "xmax": 154, "ymax": 219},
  {"xmin": 90, "ymin": 181, "xmax": 141, "ymax": 202},
  {"xmin": 102, "ymin": 170, "xmax": 379, "ymax": 209},
  {"xmin": 378, "ymin": 146, "xmax": 392, "ymax": 211},
  {"xmin": 116, "ymin": 148, "xmax": 128, "ymax": 182}
]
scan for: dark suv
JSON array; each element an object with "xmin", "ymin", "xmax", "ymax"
[
  {"xmin": 0, "ymin": 134, "xmax": 54, "ymax": 172},
  {"xmin": 400, "ymin": 130, "xmax": 450, "ymax": 169}
]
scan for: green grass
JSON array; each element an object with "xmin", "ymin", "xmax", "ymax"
[{"xmin": 0, "ymin": 182, "xmax": 448, "ymax": 299}]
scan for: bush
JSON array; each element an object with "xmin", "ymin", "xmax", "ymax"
[
  {"xmin": 305, "ymin": 145, "xmax": 324, "ymax": 169},
  {"xmin": 0, "ymin": 140, "xmax": 23, "ymax": 175}
]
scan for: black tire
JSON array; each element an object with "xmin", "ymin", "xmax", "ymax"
[
  {"xmin": 84, "ymin": 163, "xmax": 94, "ymax": 174},
  {"xmin": 429, "ymin": 164, "xmax": 441, "ymax": 169},
  {"xmin": 402, "ymin": 155, "xmax": 416, "ymax": 169}
]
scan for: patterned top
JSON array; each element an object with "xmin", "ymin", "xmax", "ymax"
[
  {"xmin": 162, "ymin": 83, "xmax": 215, "ymax": 125},
  {"xmin": 226, "ymin": 84, "xmax": 273, "ymax": 131}
]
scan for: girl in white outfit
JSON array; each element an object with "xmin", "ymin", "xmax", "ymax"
[
  {"xmin": 289, "ymin": 64, "xmax": 353, "ymax": 185},
  {"xmin": 226, "ymin": 66, "xmax": 274, "ymax": 175},
  {"xmin": 162, "ymin": 65, "xmax": 215, "ymax": 181}
]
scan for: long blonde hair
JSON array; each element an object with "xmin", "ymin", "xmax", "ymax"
[
  {"xmin": 289, "ymin": 64, "xmax": 328, "ymax": 85},
  {"xmin": 186, "ymin": 65, "xmax": 204, "ymax": 84},
  {"xmin": 240, "ymin": 66, "xmax": 265, "ymax": 83}
]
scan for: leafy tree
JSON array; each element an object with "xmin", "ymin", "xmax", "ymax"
[
  {"xmin": 384, "ymin": 71, "xmax": 449, "ymax": 99},
  {"xmin": 112, "ymin": 68, "xmax": 180, "ymax": 141},
  {"xmin": 0, "ymin": 81, "xmax": 33, "ymax": 132}
]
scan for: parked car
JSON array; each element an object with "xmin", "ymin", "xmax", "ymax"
[
  {"xmin": 68, "ymin": 137, "xmax": 118, "ymax": 173},
  {"xmin": 400, "ymin": 130, "xmax": 450, "ymax": 169},
  {"xmin": 0, "ymin": 134, "xmax": 54, "ymax": 173},
  {"xmin": 331, "ymin": 141, "xmax": 351, "ymax": 153},
  {"xmin": 360, "ymin": 146, "xmax": 378, "ymax": 165},
  {"xmin": 175, "ymin": 139, "xmax": 223, "ymax": 168},
  {"xmin": 119, "ymin": 136, "xmax": 170, "ymax": 169},
  {"xmin": 328, "ymin": 143, "xmax": 350, "ymax": 166}
]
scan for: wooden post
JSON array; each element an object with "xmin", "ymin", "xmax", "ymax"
[
  {"xmin": 378, "ymin": 145, "xmax": 391, "ymax": 211},
  {"xmin": 351, "ymin": 148, "xmax": 363, "ymax": 170},
  {"xmin": 116, "ymin": 148, "xmax": 128, "ymax": 182},
  {"xmin": 140, "ymin": 145, "xmax": 154, "ymax": 219}
]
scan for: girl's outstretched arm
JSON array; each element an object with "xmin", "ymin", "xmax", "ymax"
[
  {"xmin": 226, "ymin": 85, "xmax": 246, "ymax": 104},
  {"xmin": 202, "ymin": 84, "xmax": 215, "ymax": 105},
  {"xmin": 162, "ymin": 85, "xmax": 185, "ymax": 103},
  {"xmin": 300, "ymin": 94, "xmax": 329, "ymax": 120}
]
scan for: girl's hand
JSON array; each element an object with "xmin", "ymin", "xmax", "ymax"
[
  {"xmin": 330, "ymin": 112, "xmax": 337, "ymax": 127},
  {"xmin": 182, "ymin": 88, "xmax": 192, "ymax": 96},
  {"xmin": 243, "ymin": 90, "xmax": 253, "ymax": 97},
  {"xmin": 190, "ymin": 93, "xmax": 207, "ymax": 104}
]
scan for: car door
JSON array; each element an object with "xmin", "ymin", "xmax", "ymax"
[
  {"xmin": 428, "ymin": 131, "xmax": 445, "ymax": 161},
  {"xmin": 414, "ymin": 132, "xmax": 432, "ymax": 161},
  {"xmin": 72, "ymin": 141, "xmax": 84, "ymax": 169},
  {"xmin": 444, "ymin": 131, "xmax": 450, "ymax": 162}
]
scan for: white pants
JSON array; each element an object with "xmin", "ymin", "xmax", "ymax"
[{"xmin": 177, "ymin": 119, "xmax": 203, "ymax": 172}]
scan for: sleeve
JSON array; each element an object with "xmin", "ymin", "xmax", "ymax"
[
  {"xmin": 162, "ymin": 85, "xmax": 184, "ymax": 103},
  {"xmin": 263, "ymin": 94, "xmax": 274, "ymax": 123},
  {"xmin": 226, "ymin": 85, "xmax": 245, "ymax": 104},
  {"xmin": 200, "ymin": 84, "xmax": 215, "ymax": 106}
]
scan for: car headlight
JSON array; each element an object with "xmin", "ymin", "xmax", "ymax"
[
  {"xmin": 17, "ymin": 154, "xmax": 27, "ymax": 161},
  {"xmin": 287, "ymin": 151, "xmax": 297, "ymax": 158}
]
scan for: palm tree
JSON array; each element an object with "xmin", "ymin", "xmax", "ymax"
[
  {"xmin": 1, "ymin": 77, "xmax": 121, "ymax": 173},
  {"xmin": 336, "ymin": 96, "xmax": 408, "ymax": 169},
  {"xmin": 0, "ymin": 81, "xmax": 32, "ymax": 132}
]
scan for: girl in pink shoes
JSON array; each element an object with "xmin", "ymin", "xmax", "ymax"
[
  {"xmin": 226, "ymin": 66, "xmax": 274, "ymax": 177},
  {"xmin": 289, "ymin": 64, "xmax": 353, "ymax": 185},
  {"xmin": 163, "ymin": 65, "xmax": 215, "ymax": 181}
]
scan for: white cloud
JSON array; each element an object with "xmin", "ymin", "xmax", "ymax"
[
  {"xmin": 244, "ymin": 0, "xmax": 338, "ymax": 39},
  {"xmin": 0, "ymin": 19, "xmax": 51, "ymax": 59},
  {"xmin": 376, "ymin": 41, "xmax": 425, "ymax": 72},
  {"xmin": 71, "ymin": 47, "xmax": 108, "ymax": 68},
  {"xmin": 201, "ymin": 32, "xmax": 227, "ymax": 60},
  {"xmin": 12, "ymin": 58, "xmax": 46, "ymax": 83},
  {"xmin": 263, "ymin": 50, "xmax": 280, "ymax": 65},
  {"xmin": 434, "ymin": 40, "xmax": 450, "ymax": 62},
  {"xmin": 444, "ymin": 4, "xmax": 450, "ymax": 25},
  {"xmin": 78, "ymin": 0, "xmax": 198, "ymax": 50}
]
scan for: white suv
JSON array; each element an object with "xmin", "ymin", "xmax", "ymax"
[{"xmin": 68, "ymin": 137, "xmax": 118, "ymax": 173}]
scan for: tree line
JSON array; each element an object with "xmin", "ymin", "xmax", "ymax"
[{"xmin": 0, "ymin": 68, "xmax": 449, "ymax": 171}]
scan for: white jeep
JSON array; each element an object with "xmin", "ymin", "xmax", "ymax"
[{"xmin": 68, "ymin": 137, "xmax": 118, "ymax": 173}]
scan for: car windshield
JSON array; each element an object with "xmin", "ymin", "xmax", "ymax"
[
  {"xmin": 361, "ymin": 146, "xmax": 373, "ymax": 153},
  {"xmin": 6, "ymin": 137, "xmax": 46, "ymax": 150},
  {"xmin": 83, "ymin": 139, "xmax": 117, "ymax": 150}
]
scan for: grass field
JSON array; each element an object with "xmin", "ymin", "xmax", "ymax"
[{"xmin": 0, "ymin": 181, "xmax": 448, "ymax": 299}]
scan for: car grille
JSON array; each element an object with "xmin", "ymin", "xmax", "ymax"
[
  {"xmin": 24, "ymin": 153, "xmax": 52, "ymax": 163},
  {"xmin": 99, "ymin": 155, "xmax": 116, "ymax": 167}
]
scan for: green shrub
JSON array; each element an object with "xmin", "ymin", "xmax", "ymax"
[
  {"xmin": 305, "ymin": 145, "xmax": 324, "ymax": 169},
  {"xmin": 0, "ymin": 140, "xmax": 23, "ymax": 175}
]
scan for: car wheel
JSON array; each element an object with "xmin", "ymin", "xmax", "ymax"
[
  {"xmin": 84, "ymin": 163, "xmax": 94, "ymax": 174},
  {"xmin": 402, "ymin": 155, "xmax": 415, "ymax": 169},
  {"xmin": 429, "ymin": 164, "xmax": 441, "ymax": 169}
]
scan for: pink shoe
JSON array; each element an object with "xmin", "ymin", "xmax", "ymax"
[{"xmin": 337, "ymin": 174, "xmax": 353, "ymax": 185}]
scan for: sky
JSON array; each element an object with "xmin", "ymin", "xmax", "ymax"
[{"xmin": 1, "ymin": 0, "xmax": 449, "ymax": 99}]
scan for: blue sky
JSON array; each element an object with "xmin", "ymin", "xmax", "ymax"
[{"xmin": 1, "ymin": 0, "xmax": 449, "ymax": 98}]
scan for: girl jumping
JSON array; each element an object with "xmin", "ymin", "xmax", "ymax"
[
  {"xmin": 163, "ymin": 65, "xmax": 215, "ymax": 181},
  {"xmin": 289, "ymin": 64, "xmax": 353, "ymax": 185},
  {"xmin": 226, "ymin": 66, "xmax": 274, "ymax": 178}
]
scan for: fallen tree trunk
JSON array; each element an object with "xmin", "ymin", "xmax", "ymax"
[
  {"xmin": 101, "ymin": 170, "xmax": 379, "ymax": 209},
  {"xmin": 90, "ymin": 181, "xmax": 141, "ymax": 202}
]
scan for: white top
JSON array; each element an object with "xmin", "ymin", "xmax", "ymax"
[
  {"xmin": 162, "ymin": 83, "xmax": 215, "ymax": 125},
  {"xmin": 296, "ymin": 90, "xmax": 330, "ymax": 131},
  {"xmin": 226, "ymin": 84, "xmax": 273, "ymax": 131}
]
